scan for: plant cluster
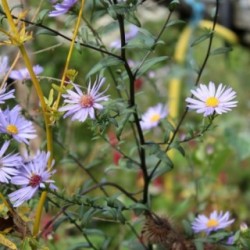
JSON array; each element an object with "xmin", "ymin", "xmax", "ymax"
[{"xmin": 0, "ymin": 0, "xmax": 249, "ymax": 249}]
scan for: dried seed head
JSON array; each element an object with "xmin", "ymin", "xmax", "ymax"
[
  {"xmin": 141, "ymin": 212, "xmax": 196, "ymax": 250},
  {"xmin": 141, "ymin": 213, "xmax": 177, "ymax": 245}
]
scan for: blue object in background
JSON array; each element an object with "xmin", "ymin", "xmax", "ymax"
[{"xmin": 184, "ymin": 0, "xmax": 205, "ymax": 26}]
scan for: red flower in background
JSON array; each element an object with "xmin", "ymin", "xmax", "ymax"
[
  {"xmin": 134, "ymin": 78, "xmax": 143, "ymax": 91},
  {"xmin": 41, "ymin": 214, "xmax": 59, "ymax": 241},
  {"xmin": 108, "ymin": 131, "xmax": 122, "ymax": 165}
]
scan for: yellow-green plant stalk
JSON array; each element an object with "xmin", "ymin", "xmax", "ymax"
[
  {"xmin": 34, "ymin": 0, "xmax": 86, "ymax": 237},
  {"xmin": 54, "ymin": 0, "xmax": 86, "ymax": 109},
  {"xmin": 1, "ymin": 0, "xmax": 19, "ymax": 38},
  {"xmin": 1, "ymin": 0, "xmax": 54, "ymax": 237},
  {"xmin": 0, "ymin": 192, "xmax": 14, "ymax": 214}
]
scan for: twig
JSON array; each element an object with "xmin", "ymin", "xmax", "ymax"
[
  {"xmin": 149, "ymin": 0, "xmax": 220, "ymax": 180},
  {"xmin": 48, "ymin": 197, "xmax": 99, "ymax": 250},
  {"xmin": 0, "ymin": 10, "xmax": 122, "ymax": 60}
]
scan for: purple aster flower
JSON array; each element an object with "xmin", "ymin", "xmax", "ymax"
[
  {"xmin": 9, "ymin": 151, "xmax": 57, "ymax": 207},
  {"xmin": 226, "ymin": 235, "xmax": 234, "ymax": 245},
  {"xmin": 186, "ymin": 81, "xmax": 237, "ymax": 116},
  {"xmin": 0, "ymin": 105, "xmax": 37, "ymax": 144},
  {"xmin": 0, "ymin": 141, "xmax": 22, "ymax": 183},
  {"xmin": 0, "ymin": 56, "xmax": 9, "ymax": 79},
  {"xmin": 110, "ymin": 24, "xmax": 139, "ymax": 48},
  {"xmin": 140, "ymin": 103, "xmax": 168, "ymax": 130},
  {"xmin": 9, "ymin": 65, "xmax": 43, "ymax": 81},
  {"xmin": 59, "ymin": 77, "xmax": 109, "ymax": 122},
  {"xmin": 192, "ymin": 211, "xmax": 235, "ymax": 235},
  {"xmin": 0, "ymin": 83, "xmax": 15, "ymax": 104},
  {"xmin": 20, "ymin": 149, "xmax": 42, "ymax": 164},
  {"xmin": 48, "ymin": 0, "xmax": 78, "ymax": 17}
]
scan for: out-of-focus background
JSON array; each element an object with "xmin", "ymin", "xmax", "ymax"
[{"xmin": 1, "ymin": 0, "xmax": 250, "ymax": 249}]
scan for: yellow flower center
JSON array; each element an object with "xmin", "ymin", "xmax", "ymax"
[
  {"xmin": 206, "ymin": 219, "xmax": 219, "ymax": 228},
  {"xmin": 205, "ymin": 97, "xmax": 219, "ymax": 107},
  {"xmin": 80, "ymin": 95, "xmax": 93, "ymax": 108},
  {"xmin": 6, "ymin": 124, "xmax": 18, "ymax": 135},
  {"xmin": 150, "ymin": 113, "xmax": 161, "ymax": 123}
]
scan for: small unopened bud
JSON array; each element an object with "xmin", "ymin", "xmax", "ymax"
[
  {"xmin": 240, "ymin": 222, "xmax": 248, "ymax": 232},
  {"xmin": 168, "ymin": 0, "xmax": 180, "ymax": 12}
]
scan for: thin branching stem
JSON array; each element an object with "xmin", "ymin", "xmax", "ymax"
[
  {"xmin": 101, "ymin": 134, "xmax": 141, "ymax": 166},
  {"xmin": 55, "ymin": 139, "xmax": 110, "ymax": 197},
  {"xmin": 0, "ymin": 10, "xmax": 122, "ymax": 60},
  {"xmin": 149, "ymin": 0, "xmax": 220, "ymax": 180},
  {"xmin": 116, "ymin": 12, "xmax": 149, "ymax": 204},
  {"xmin": 133, "ymin": 9, "xmax": 173, "ymax": 78},
  {"xmin": 48, "ymin": 197, "xmax": 99, "ymax": 250},
  {"xmin": 79, "ymin": 181, "xmax": 140, "ymax": 202},
  {"xmin": 179, "ymin": 115, "xmax": 216, "ymax": 144}
]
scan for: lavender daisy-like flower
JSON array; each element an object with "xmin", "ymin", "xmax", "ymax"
[
  {"xmin": 59, "ymin": 77, "xmax": 109, "ymax": 122},
  {"xmin": 9, "ymin": 65, "xmax": 43, "ymax": 81},
  {"xmin": 192, "ymin": 211, "xmax": 235, "ymax": 234},
  {"xmin": 110, "ymin": 24, "xmax": 139, "ymax": 48},
  {"xmin": 0, "ymin": 56, "xmax": 9, "ymax": 79},
  {"xmin": 226, "ymin": 235, "xmax": 235, "ymax": 245},
  {"xmin": 140, "ymin": 103, "xmax": 168, "ymax": 130},
  {"xmin": 186, "ymin": 81, "xmax": 237, "ymax": 116},
  {"xmin": 9, "ymin": 151, "xmax": 57, "ymax": 207},
  {"xmin": 48, "ymin": 0, "xmax": 78, "ymax": 17},
  {"xmin": 0, "ymin": 83, "xmax": 15, "ymax": 104},
  {"xmin": 0, "ymin": 105, "xmax": 37, "ymax": 144},
  {"xmin": 0, "ymin": 141, "xmax": 22, "ymax": 183}
]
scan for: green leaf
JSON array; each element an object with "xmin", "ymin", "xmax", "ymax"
[
  {"xmin": 129, "ymin": 203, "xmax": 149, "ymax": 215},
  {"xmin": 0, "ymin": 234, "xmax": 17, "ymax": 250},
  {"xmin": 35, "ymin": 28, "xmax": 58, "ymax": 36},
  {"xmin": 84, "ymin": 229, "xmax": 106, "ymax": 237},
  {"xmin": 144, "ymin": 144, "xmax": 173, "ymax": 169},
  {"xmin": 151, "ymin": 161, "xmax": 173, "ymax": 180},
  {"xmin": 125, "ymin": 30, "xmax": 155, "ymax": 50},
  {"xmin": 170, "ymin": 142, "xmax": 185, "ymax": 157},
  {"xmin": 125, "ymin": 11, "xmax": 141, "ymax": 27},
  {"xmin": 36, "ymin": 9, "xmax": 50, "ymax": 23},
  {"xmin": 102, "ymin": 238, "xmax": 112, "ymax": 250},
  {"xmin": 104, "ymin": 166, "xmax": 120, "ymax": 174},
  {"xmin": 225, "ymin": 129, "xmax": 250, "ymax": 160},
  {"xmin": 107, "ymin": 4, "xmax": 130, "ymax": 19},
  {"xmin": 135, "ymin": 56, "xmax": 168, "ymax": 77},
  {"xmin": 210, "ymin": 46, "xmax": 233, "ymax": 56},
  {"xmin": 106, "ymin": 197, "xmax": 126, "ymax": 210},
  {"xmin": 194, "ymin": 240, "xmax": 204, "ymax": 250},
  {"xmin": 79, "ymin": 203, "xmax": 85, "ymax": 218},
  {"xmin": 86, "ymin": 56, "xmax": 123, "ymax": 78},
  {"xmin": 116, "ymin": 111, "xmax": 133, "ymax": 139},
  {"xmin": 85, "ymin": 159, "xmax": 103, "ymax": 170},
  {"xmin": 53, "ymin": 216, "xmax": 68, "ymax": 231},
  {"xmin": 97, "ymin": 22, "xmax": 119, "ymax": 37},
  {"xmin": 166, "ymin": 19, "xmax": 186, "ymax": 28},
  {"xmin": 102, "ymin": 207, "xmax": 118, "ymax": 219},
  {"xmin": 68, "ymin": 242, "xmax": 91, "ymax": 250},
  {"xmin": 191, "ymin": 31, "xmax": 212, "ymax": 47},
  {"xmin": 82, "ymin": 208, "xmax": 97, "ymax": 226}
]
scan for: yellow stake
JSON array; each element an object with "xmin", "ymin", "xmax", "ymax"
[{"xmin": 165, "ymin": 26, "xmax": 193, "ymax": 197}]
